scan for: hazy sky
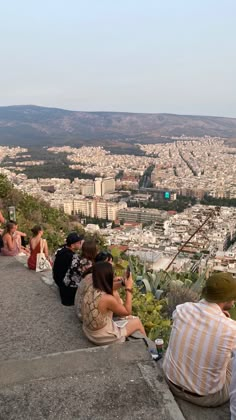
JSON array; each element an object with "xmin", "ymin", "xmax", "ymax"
[{"xmin": 1, "ymin": 0, "xmax": 236, "ymax": 117}]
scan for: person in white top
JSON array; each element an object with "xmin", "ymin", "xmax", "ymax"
[
  {"xmin": 230, "ymin": 351, "xmax": 236, "ymax": 420},
  {"xmin": 163, "ymin": 272, "xmax": 236, "ymax": 407}
]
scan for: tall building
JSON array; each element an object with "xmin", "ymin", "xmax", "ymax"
[
  {"xmin": 101, "ymin": 177, "xmax": 115, "ymax": 195},
  {"xmin": 81, "ymin": 182, "xmax": 95, "ymax": 196},
  {"xmin": 107, "ymin": 202, "xmax": 127, "ymax": 221},
  {"xmin": 96, "ymin": 200, "xmax": 107, "ymax": 219},
  {"xmin": 95, "ymin": 178, "xmax": 102, "ymax": 196},
  {"xmin": 73, "ymin": 198, "xmax": 95, "ymax": 217},
  {"xmin": 64, "ymin": 201, "xmax": 73, "ymax": 215}
]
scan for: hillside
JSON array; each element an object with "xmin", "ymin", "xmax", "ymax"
[{"xmin": 0, "ymin": 105, "xmax": 236, "ymax": 146}]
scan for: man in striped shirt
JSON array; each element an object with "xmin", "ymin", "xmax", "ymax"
[{"xmin": 163, "ymin": 272, "xmax": 236, "ymax": 407}]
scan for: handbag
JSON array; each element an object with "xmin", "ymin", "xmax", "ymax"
[{"xmin": 36, "ymin": 239, "xmax": 52, "ymax": 272}]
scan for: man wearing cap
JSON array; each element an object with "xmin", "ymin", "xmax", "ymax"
[
  {"xmin": 53, "ymin": 232, "xmax": 84, "ymax": 306},
  {"xmin": 163, "ymin": 272, "xmax": 236, "ymax": 407}
]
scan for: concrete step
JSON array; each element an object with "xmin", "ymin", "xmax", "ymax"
[
  {"xmin": 0, "ymin": 256, "xmax": 230, "ymax": 420},
  {"xmin": 0, "ymin": 341, "xmax": 184, "ymax": 420}
]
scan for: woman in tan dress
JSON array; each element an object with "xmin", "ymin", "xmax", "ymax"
[{"xmin": 81, "ymin": 261, "xmax": 146, "ymax": 345}]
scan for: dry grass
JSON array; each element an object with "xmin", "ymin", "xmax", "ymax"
[{"xmin": 166, "ymin": 285, "xmax": 200, "ymax": 318}]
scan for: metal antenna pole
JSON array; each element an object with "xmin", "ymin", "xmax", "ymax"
[{"xmin": 164, "ymin": 207, "xmax": 219, "ymax": 273}]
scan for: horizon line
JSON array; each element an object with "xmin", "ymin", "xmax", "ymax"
[{"xmin": 0, "ymin": 103, "xmax": 235, "ymax": 120}]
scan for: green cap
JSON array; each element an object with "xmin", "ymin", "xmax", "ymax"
[{"xmin": 202, "ymin": 272, "xmax": 236, "ymax": 303}]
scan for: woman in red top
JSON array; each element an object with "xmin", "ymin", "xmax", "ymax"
[{"xmin": 28, "ymin": 225, "xmax": 49, "ymax": 270}]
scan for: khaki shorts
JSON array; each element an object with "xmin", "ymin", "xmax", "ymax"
[{"xmin": 165, "ymin": 359, "xmax": 233, "ymax": 408}]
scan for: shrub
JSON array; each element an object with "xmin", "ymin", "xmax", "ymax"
[{"xmin": 165, "ymin": 285, "xmax": 200, "ymax": 318}]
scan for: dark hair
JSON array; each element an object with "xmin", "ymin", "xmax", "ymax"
[
  {"xmin": 95, "ymin": 251, "xmax": 113, "ymax": 263},
  {"xmin": 31, "ymin": 225, "xmax": 43, "ymax": 236},
  {"xmin": 3, "ymin": 222, "xmax": 16, "ymax": 236},
  {"xmin": 82, "ymin": 240, "xmax": 97, "ymax": 262},
  {"xmin": 92, "ymin": 262, "xmax": 114, "ymax": 295}
]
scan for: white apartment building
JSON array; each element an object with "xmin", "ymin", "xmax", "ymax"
[
  {"xmin": 64, "ymin": 197, "xmax": 126, "ymax": 221},
  {"xmin": 81, "ymin": 182, "xmax": 95, "ymax": 196},
  {"xmin": 96, "ymin": 200, "xmax": 107, "ymax": 219},
  {"xmin": 95, "ymin": 178, "xmax": 102, "ymax": 196},
  {"xmin": 64, "ymin": 201, "xmax": 73, "ymax": 215},
  {"xmin": 74, "ymin": 198, "xmax": 95, "ymax": 217},
  {"xmin": 95, "ymin": 177, "xmax": 115, "ymax": 196},
  {"xmin": 101, "ymin": 177, "xmax": 115, "ymax": 195},
  {"xmin": 107, "ymin": 202, "xmax": 127, "ymax": 221}
]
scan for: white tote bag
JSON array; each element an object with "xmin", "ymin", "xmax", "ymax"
[{"xmin": 36, "ymin": 239, "xmax": 52, "ymax": 272}]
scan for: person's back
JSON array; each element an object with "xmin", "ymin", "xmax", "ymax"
[
  {"xmin": 163, "ymin": 300, "xmax": 236, "ymax": 393},
  {"xmin": 75, "ymin": 273, "xmax": 92, "ymax": 321},
  {"xmin": 230, "ymin": 351, "xmax": 236, "ymax": 420},
  {"xmin": 28, "ymin": 225, "xmax": 49, "ymax": 270},
  {"xmin": 81, "ymin": 261, "xmax": 146, "ymax": 346},
  {"xmin": 82, "ymin": 282, "xmax": 111, "ymax": 330},
  {"xmin": 163, "ymin": 272, "xmax": 236, "ymax": 407},
  {"xmin": 53, "ymin": 246, "xmax": 75, "ymax": 286},
  {"xmin": 53, "ymin": 232, "xmax": 83, "ymax": 306}
]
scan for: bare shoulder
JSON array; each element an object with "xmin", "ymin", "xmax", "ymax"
[
  {"xmin": 100, "ymin": 293, "xmax": 116, "ymax": 304},
  {"xmin": 98, "ymin": 293, "xmax": 116, "ymax": 312}
]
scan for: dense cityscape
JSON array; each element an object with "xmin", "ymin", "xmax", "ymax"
[{"xmin": 1, "ymin": 136, "xmax": 236, "ymax": 278}]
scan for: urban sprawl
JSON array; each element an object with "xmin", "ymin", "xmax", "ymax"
[{"xmin": 1, "ymin": 136, "xmax": 236, "ymax": 277}]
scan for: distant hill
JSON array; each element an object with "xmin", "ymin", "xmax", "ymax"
[{"xmin": 0, "ymin": 105, "xmax": 236, "ymax": 147}]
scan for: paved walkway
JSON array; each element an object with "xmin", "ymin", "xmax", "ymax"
[{"xmin": 0, "ymin": 256, "xmax": 231, "ymax": 419}]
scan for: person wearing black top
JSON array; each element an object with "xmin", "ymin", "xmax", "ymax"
[{"xmin": 53, "ymin": 232, "xmax": 84, "ymax": 306}]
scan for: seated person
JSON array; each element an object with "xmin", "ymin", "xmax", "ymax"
[
  {"xmin": 230, "ymin": 352, "xmax": 236, "ymax": 420},
  {"xmin": 28, "ymin": 225, "xmax": 49, "ymax": 270},
  {"xmin": 95, "ymin": 251, "xmax": 113, "ymax": 264},
  {"xmin": 75, "ymin": 247, "xmax": 122, "ymax": 320},
  {"xmin": 53, "ymin": 232, "xmax": 84, "ymax": 306},
  {"xmin": 74, "ymin": 240, "xmax": 98, "ymax": 319},
  {"xmin": 81, "ymin": 261, "xmax": 146, "ymax": 345},
  {"xmin": 0, "ymin": 208, "xmax": 6, "ymax": 249},
  {"xmin": 9, "ymin": 220, "xmax": 28, "ymax": 251},
  {"xmin": 0, "ymin": 208, "xmax": 6, "ymax": 227},
  {"xmin": 163, "ymin": 272, "xmax": 236, "ymax": 407},
  {"xmin": 80, "ymin": 240, "xmax": 98, "ymax": 275},
  {"xmin": 1, "ymin": 222, "xmax": 23, "ymax": 256}
]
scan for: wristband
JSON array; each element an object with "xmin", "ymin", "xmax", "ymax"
[{"xmin": 125, "ymin": 288, "xmax": 133, "ymax": 294}]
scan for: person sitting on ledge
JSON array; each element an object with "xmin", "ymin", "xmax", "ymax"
[
  {"xmin": 75, "ymin": 246, "xmax": 123, "ymax": 321},
  {"xmin": 9, "ymin": 220, "xmax": 29, "ymax": 252},
  {"xmin": 81, "ymin": 261, "xmax": 146, "ymax": 345},
  {"xmin": 1, "ymin": 221, "xmax": 27, "ymax": 256},
  {"xmin": 74, "ymin": 240, "xmax": 98, "ymax": 320},
  {"xmin": 53, "ymin": 232, "xmax": 84, "ymax": 306},
  {"xmin": 95, "ymin": 251, "xmax": 113, "ymax": 264},
  {"xmin": 163, "ymin": 272, "xmax": 236, "ymax": 408},
  {"xmin": 28, "ymin": 225, "xmax": 50, "ymax": 270}
]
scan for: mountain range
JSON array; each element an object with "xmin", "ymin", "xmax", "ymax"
[{"xmin": 0, "ymin": 105, "xmax": 236, "ymax": 147}]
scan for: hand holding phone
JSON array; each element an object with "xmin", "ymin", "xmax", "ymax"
[
  {"xmin": 126, "ymin": 265, "xmax": 131, "ymax": 279},
  {"xmin": 125, "ymin": 266, "xmax": 133, "ymax": 289}
]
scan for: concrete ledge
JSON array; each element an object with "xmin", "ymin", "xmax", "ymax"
[{"xmin": 0, "ymin": 341, "xmax": 150, "ymax": 388}]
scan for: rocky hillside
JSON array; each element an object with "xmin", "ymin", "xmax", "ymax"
[{"xmin": 0, "ymin": 105, "xmax": 236, "ymax": 146}]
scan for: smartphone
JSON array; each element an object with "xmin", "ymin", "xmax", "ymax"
[{"xmin": 126, "ymin": 265, "xmax": 131, "ymax": 279}]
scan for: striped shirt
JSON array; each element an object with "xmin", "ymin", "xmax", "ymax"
[
  {"xmin": 230, "ymin": 351, "xmax": 236, "ymax": 420},
  {"xmin": 163, "ymin": 299, "xmax": 236, "ymax": 396}
]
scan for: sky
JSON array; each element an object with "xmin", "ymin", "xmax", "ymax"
[{"xmin": 0, "ymin": 0, "xmax": 236, "ymax": 117}]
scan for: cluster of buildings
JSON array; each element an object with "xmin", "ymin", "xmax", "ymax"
[
  {"xmin": 1, "ymin": 141, "xmax": 236, "ymax": 277},
  {"xmin": 99, "ymin": 204, "xmax": 236, "ymax": 276},
  {"xmin": 139, "ymin": 137, "xmax": 236, "ymax": 199},
  {"xmin": 48, "ymin": 145, "xmax": 155, "ymax": 180}
]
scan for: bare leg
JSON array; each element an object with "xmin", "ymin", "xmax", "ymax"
[{"xmin": 125, "ymin": 317, "xmax": 146, "ymax": 337}]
